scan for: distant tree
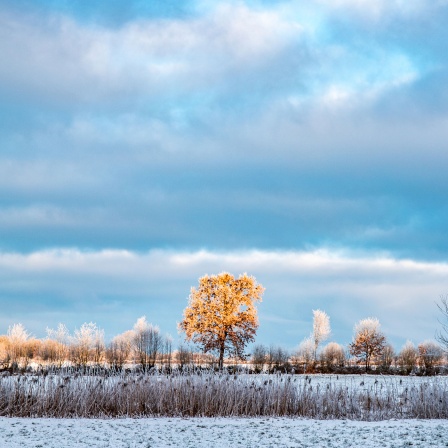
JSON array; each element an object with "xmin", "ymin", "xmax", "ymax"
[
  {"xmin": 40, "ymin": 338, "xmax": 62, "ymax": 365},
  {"xmin": 270, "ymin": 346, "xmax": 290, "ymax": 371},
  {"xmin": 106, "ymin": 330, "xmax": 133, "ymax": 369},
  {"xmin": 131, "ymin": 316, "xmax": 162, "ymax": 370},
  {"xmin": 175, "ymin": 343, "xmax": 194, "ymax": 370},
  {"xmin": 71, "ymin": 322, "xmax": 104, "ymax": 367},
  {"xmin": 266, "ymin": 344, "xmax": 276, "ymax": 371},
  {"xmin": 160, "ymin": 334, "xmax": 173, "ymax": 368},
  {"xmin": 321, "ymin": 342, "xmax": 345, "ymax": 370},
  {"xmin": 436, "ymin": 296, "xmax": 448, "ymax": 353},
  {"xmin": 312, "ymin": 310, "xmax": 331, "ymax": 364},
  {"xmin": 418, "ymin": 340, "xmax": 443, "ymax": 371},
  {"xmin": 349, "ymin": 318, "xmax": 386, "ymax": 372},
  {"xmin": 46, "ymin": 323, "xmax": 70, "ymax": 368},
  {"xmin": 379, "ymin": 343, "xmax": 395, "ymax": 370},
  {"xmin": 6, "ymin": 323, "xmax": 31, "ymax": 370},
  {"xmin": 0, "ymin": 335, "xmax": 8, "ymax": 368},
  {"xmin": 179, "ymin": 272, "xmax": 264, "ymax": 370},
  {"xmin": 92, "ymin": 327, "xmax": 105, "ymax": 365},
  {"xmin": 398, "ymin": 341, "xmax": 418, "ymax": 374},
  {"xmin": 293, "ymin": 337, "xmax": 314, "ymax": 373},
  {"xmin": 251, "ymin": 344, "xmax": 267, "ymax": 372},
  {"xmin": 201, "ymin": 352, "xmax": 218, "ymax": 368}
]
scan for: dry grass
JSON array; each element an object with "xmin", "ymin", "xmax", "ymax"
[{"xmin": 0, "ymin": 370, "xmax": 447, "ymax": 420}]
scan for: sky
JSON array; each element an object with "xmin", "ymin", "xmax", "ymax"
[{"xmin": 1, "ymin": 0, "xmax": 448, "ymax": 352}]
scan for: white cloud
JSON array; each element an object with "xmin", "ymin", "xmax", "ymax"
[
  {"xmin": 0, "ymin": 5, "xmax": 300, "ymax": 104},
  {"xmin": 0, "ymin": 248, "xmax": 446, "ymax": 346}
]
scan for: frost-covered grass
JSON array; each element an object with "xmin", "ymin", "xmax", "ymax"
[
  {"xmin": 0, "ymin": 371, "xmax": 447, "ymax": 420},
  {"xmin": 1, "ymin": 417, "xmax": 448, "ymax": 447}
]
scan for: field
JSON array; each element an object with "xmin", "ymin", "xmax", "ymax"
[
  {"xmin": 1, "ymin": 372, "xmax": 447, "ymax": 447},
  {"xmin": 1, "ymin": 417, "xmax": 447, "ymax": 447}
]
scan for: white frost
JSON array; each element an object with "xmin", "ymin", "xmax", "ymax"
[{"xmin": 0, "ymin": 417, "xmax": 447, "ymax": 447}]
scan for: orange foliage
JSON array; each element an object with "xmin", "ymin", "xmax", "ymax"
[
  {"xmin": 179, "ymin": 272, "xmax": 264, "ymax": 369},
  {"xmin": 349, "ymin": 318, "xmax": 386, "ymax": 371}
]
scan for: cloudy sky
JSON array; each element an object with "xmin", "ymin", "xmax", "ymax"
[{"xmin": 1, "ymin": 0, "xmax": 447, "ymax": 351}]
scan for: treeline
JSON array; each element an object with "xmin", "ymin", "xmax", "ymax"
[
  {"xmin": 0, "ymin": 317, "xmax": 181, "ymax": 373},
  {"xmin": 0, "ymin": 313, "xmax": 446, "ymax": 375},
  {"xmin": 250, "ymin": 340, "xmax": 446, "ymax": 375},
  {"xmin": 251, "ymin": 313, "xmax": 446, "ymax": 375}
]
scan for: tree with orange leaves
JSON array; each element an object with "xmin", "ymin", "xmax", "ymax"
[
  {"xmin": 349, "ymin": 318, "xmax": 386, "ymax": 372},
  {"xmin": 179, "ymin": 272, "xmax": 264, "ymax": 369}
]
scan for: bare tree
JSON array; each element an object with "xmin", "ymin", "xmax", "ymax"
[
  {"xmin": 266, "ymin": 345, "xmax": 276, "ymax": 372},
  {"xmin": 132, "ymin": 316, "xmax": 162, "ymax": 370},
  {"xmin": 293, "ymin": 337, "xmax": 314, "ymax": 373},
  {"xmin": 71, "ymin": 322, "xmax": 104, "ymax": 367},
  {"xmin": 379, "ymin": 343, "xmax": 395, "ymax": 370},
  {"xmin": 175, "ymin": 343, "xmax": 194, "ymax": 370},
  {"xmin": 418, "ymin": 340, "xmax": 443, "ymax": 371},
  {"xmin": 349, "ymin": 318, "xmax": 386, "ymax": 372},
  {"xmin": 160, "ymin": 335, "xmax": 173, "ymax": 369},
  {"xmin": 436, "ymin": 296, "xmax": 448, "ymax": 352},
  {"xmin": 271, "ymin": 346, "xmax": 290, "ymax": 371},
  {"xmin": 251, "ymin": 344, "xmax": 267, "ymax": 372},
  {"xmin": 321, "ymin": 342, "xmax": 345, "ymax": 370},
  {"xmin": 46, "ymin": 324, "xmax": 70, "ymax": 368},
  {"xmin": 312, "ymin": 310, "xmax": 330, "ymax": 365},
  {"xmin": 179, "ymin": 272, "xmax": 264, "ymax": 369},
  {"xmin": 106, "ymin": 330, "xmax": 133, "ymax": 369},
  {"xmin": 398, "ymin": 341, "xmax": 418, "ymax": 374},
  {"xmin": 92, "ymin": 327, "xmax": 105, "ymax": 365}
]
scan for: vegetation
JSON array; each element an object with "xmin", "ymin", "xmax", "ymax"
[
  {"xmin": 437, "ymin": 295, "xmax": 448, "ymax": 353},
  {"xmin": 0, "ymin": 272, "xmax": 447, "ymax": 427},
  {"xmin": 179, "ymin": 272, "xmax": 264, "ymax": 369},
  {"xmin": 312, "ymin": 310, "xmax": 331, "ymax": 365},
  {"xmin": 349, "ymin": 318, "xmax": 386, "ymax": 372},
  {"xmin": 0, "ymin": 274, "xmax": 446, "ymax": 376},
  {"xmin": 0, "ymin": 370, "xmax": 447, "ymax": 419}
]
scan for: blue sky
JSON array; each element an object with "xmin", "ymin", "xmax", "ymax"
[{"xmin": 1, "ymin": 0, "xmax": 447, "ymax": 351}]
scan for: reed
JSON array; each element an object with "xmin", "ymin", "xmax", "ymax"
[{"xmin": 0, "ymin": 370, "xmax": 446, "ymax": 420}]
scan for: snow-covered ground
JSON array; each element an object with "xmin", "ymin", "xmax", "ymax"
[{"xmin": 0, "ymin": 417, "xmax": 447, "ymax": 447}]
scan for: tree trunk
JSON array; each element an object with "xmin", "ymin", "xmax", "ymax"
[{"xmin": 219, "ymin": 339, "xmax": 225, "ymax": 370}]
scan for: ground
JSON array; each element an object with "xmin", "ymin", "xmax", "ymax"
[{"xmin": 0, "ymin": 417, "xmax": 447, "ymax": 447}]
